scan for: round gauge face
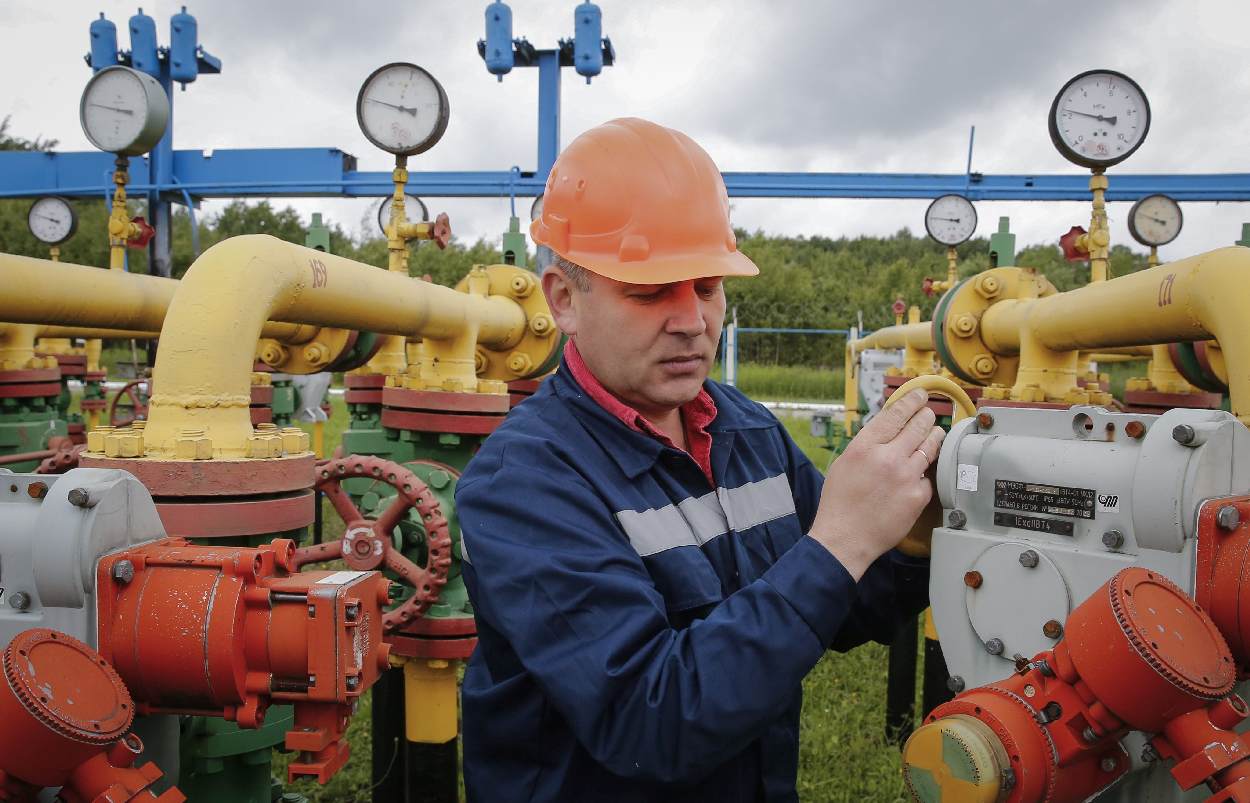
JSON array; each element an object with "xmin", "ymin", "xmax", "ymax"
[
  {"xmin": 1128, "ymin": 194, "xmax": 1182, "ymax": 247},
  {"xmin": 377, "ymin": 194, "xmax": 429, "ymax": 236},
  {"xmin": 530, "ymin": 194, "xmax": 544, "ymax": 222},
  {"xmin": 79, "ymin": 66, "xmax": 170, "ymax": 156},
  {"xmin": 924, "ymin": 194, "xmax": 977, "ymax": 246},
  {"xmin": 27, "ymin": 196, "xmax": 77, "ymax": 245},
  {"xmin": 1049, "ymin": 70, "xmax": 1150, "ymax": 168},
  {"xmin": 356, "ymin": 63, "xmax": 450, "ymax": 156}
]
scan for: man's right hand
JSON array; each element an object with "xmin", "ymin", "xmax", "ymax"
[{"xmin": 808, "ymin": 389, "xmax": 944, "ymax": 580}]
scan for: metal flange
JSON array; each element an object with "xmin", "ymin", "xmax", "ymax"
[
  {"xmin": 455, "ymin": 264, "xmax": 562, "ymax": 381},
  {"xmin": 931, "ymin": 267, "xmax": 1058, "ymax": 388}
]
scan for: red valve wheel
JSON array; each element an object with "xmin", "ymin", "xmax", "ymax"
[
  {"xmin": 921, "ymin": 277, "xmax": 936, "ymax": 297},
  {"xmin": 127, "ymin": 216, "xmax": 155, "ymax": 249},
  {"xmin": 1060, "ymin": 224, "xmax": 1089, "ymax": 262},
  {"xmin": 294, "ymin": 454, "xmax": 452, "ymax": 631},
  {"xmin": 108, "ymin": 379, "xmax": 150, "ymax": 427},
  {"xmin": 430, "ymin": 212, "xmax": 452, "ymax": 250}
]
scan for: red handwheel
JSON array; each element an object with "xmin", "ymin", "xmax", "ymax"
[{"xmin": 294, "ymin": 455, "xmax": 452, "ymax": 631}]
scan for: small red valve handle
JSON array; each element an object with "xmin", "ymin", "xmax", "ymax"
[
  {"xmin": 430, "ymin": 212, "xmax": 452, "ymax": 250},
  {"xmin": 1060, "ymin": 225, "xmax": 1090, "ymax": 262}
]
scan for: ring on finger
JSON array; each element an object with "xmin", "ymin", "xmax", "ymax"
[{"xmin": 916, "ymin": 447, "xmax": 930, "ymax": 463}]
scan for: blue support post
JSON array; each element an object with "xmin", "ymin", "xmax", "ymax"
[{"xmin": 536, "ymin": 50, "xmax": 562, "ymax": 175}]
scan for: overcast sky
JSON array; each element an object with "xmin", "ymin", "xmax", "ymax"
[{"xmin": 4, "ymin": 1, "xmax": 1250, "ymax": 265}]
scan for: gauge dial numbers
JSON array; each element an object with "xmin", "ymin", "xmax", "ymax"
[
  {"xmin": 27, "ymin": 197, "xmax": 78, "ymax": 245},
  {"xmin": 377, "ymin": 194, "xmax": 429, "ymax": 236},
  {"xmin": 356, "ymin": 63, "xmax": 450, "ymax": 156},
  {"xmin": 1127, "ymin": 194, "xmax": 1182, "ymax": 247},
  {"xmin": 924, "ymin": 194, "xmax": 977, "ymax": 246},
  {"xmin": 79, "ymin": 65, "xmax": 170, "ymax": 156},
  {"xmin": 1049, "ymin": 69, "xmax": 1150, "ymax": 168}
]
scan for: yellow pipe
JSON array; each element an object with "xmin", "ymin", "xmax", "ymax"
[
  {"xmin": 143, "ymin": 235, "xmax": 527, "ymax": 456},
  {"xmin": 403, "ymin": 658, "xmax": 459, "ymax": 743},
  {"xmin": 34, "ymin": 325, "xmax": 161, "ymax": 340},
  {"xmin": 0, "ymin": 253, "xmax": 323, "ymax": 345},
  {"xmin": 974, "ymin": 247, "xmax": 1250, "ymax": 420}
]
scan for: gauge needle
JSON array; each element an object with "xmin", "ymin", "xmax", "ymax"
[
  {"xmin": 88, "ymin": 103, "xmax": 133, "ymax": 116},
  {"xmin": 366, "ymin": 98, "xmax": 418, "ymax": 117},
  {"xmin": 1145, "ymin": 215, "xmax": 1169, "ymax": 226},
  {"xmin": 34, "ymin": 214, "xmax": 63, "ymax": 223},
  {"xmin": 931, "ymin": 216, "xmax": 962, "ymax": 223},
  {"xmin": 1063, "ymin": 108, "xmax": 1117, "ymax": 125}
]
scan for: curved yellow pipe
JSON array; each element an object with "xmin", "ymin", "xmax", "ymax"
[{"xmin": 144, "ymin": 235, "xmax": 528, "ymax": 456}]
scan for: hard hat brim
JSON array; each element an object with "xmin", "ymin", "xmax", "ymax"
[{"xmin": 562, "ymin": 249, "xmax": 760, "ymax": 285}]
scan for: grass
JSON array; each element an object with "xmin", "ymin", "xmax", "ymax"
[{"xmin": 713, "ymin": 361, "xmax": 845, "ymax": 402}]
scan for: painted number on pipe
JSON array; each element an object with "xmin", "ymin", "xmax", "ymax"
[
  {"xmin": 310, "ymin": 258, "xmax": 328, "ymax": 289},
  {"xmin": 1158, "ymin": 273, "xmax": 1175, "ymax": 307}
]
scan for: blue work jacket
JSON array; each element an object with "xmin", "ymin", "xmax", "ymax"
[{"xmin": 456, "ymin": 363, "xmax": 929, "ymax": 802}]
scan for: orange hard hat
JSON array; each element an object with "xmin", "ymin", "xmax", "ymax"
[{"xmin": 531, "ymin": 117, "xmax": 759, "ymax": 284}]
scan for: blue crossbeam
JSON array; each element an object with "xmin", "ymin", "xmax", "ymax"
[{"xmin": 3, "ymin": 148, "xmax": 1250, "ymax": 202}]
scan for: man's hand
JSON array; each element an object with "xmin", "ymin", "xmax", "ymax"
[{"xmin": 808, "ymin": 389, "xmax": 944, "ymax": 580}]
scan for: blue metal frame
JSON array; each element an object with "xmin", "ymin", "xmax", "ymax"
[{"xmin": 4, "ymin": 147, "xmax": 1250, "ymax": 202}]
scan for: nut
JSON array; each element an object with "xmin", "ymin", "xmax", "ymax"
[
  {"xmin": 67, "ymin": 487, "xmax": 94, "ymax": 508},
  {"xmin": 948, "ymin": 509, "xmax": 968, "ymax": 529},
  {"xmin": 1172, "ymin": 424, "xmax": 1197, "ymax": 446},
  {"xmin": 173, "ymin": 428, "xmax": 212, "ymax": 460},
  {"xmin": 1218, "ymin": 505, "xmax": 1242, "ymax": 531},
  {"xmin": 1101, "ymin": 529, "xmax": 1124, "ymax": 550},
  {"xmin": 474, "ymin": 347, "xmax": 489, "ymax": 374},
  {"xmin": 984, "ymin": 638, "xmax": 1005, "ymax": 656},
  {"xmin": 8, "ymin": 591, "xmax": 30, "ymax": 611},
  {"xmin": 1100, "ymin": 757, "xmax": 1118, "ymax": 773},
  {"xmin": 103, "ymin": 430, "xmax": 144, "ymax": 458},
  {"xmin": 975, "ymin": 274, "xmax": 1002, "ymax": 299},
  {"xmin": 26, "ymin": 481, "xmax": 48, "ymax": 500},
  {"xmin": 112, "ymin": 560, "xmax": 135, "ymax": 584},
  {"xmin": 259, "ymin": 341, "xmax": 288, "ymax": 366},
  {"xmin": 281, "ymin": 427, "xmax": 311, "ymax": 454},
  {"xmin": 86, "ymin": 426, "xmax": 115, "ymax": 453},
  {"xmin": 1042, "ymin": 619, "xmax": 1063, "ymax": 639},
  {"xmin": 952, "ymin": 314, "xmax": 978, "ymax": 338},
  {"xmin": 946, "ymin": 675, "xmax": 965, "ymax": 693},
  {"xmin": 506, "ymin": 351, "xmax": 535, "ymax": 376},
  {"xmin": 509, "ymin": 273, "xmax": 535, "ymax": 298},
  {"xmin": 529, "ymin": 313, "xmax": 555, "ymax": 337},
  {"xmin": 303, "ymin": 343, "xmax": 330, "ymax": 366},
  {"xmin": 971, "ymin": 354, "xmax": 997, "ymax": 379},
  {"xmin": 1018, "ymin": 550, "xmax": 1039, "ymax": 569},
  {"xmin": 963, "ymin": 571, "xmax": 983, "ymax": 589},
  {"xmin": 246, "ymin": 434, "xmax": 283, "ymax": 459},
  {"xmin": 1124, "ymin": 420, "xmax": 1146, "ymax": 439},
  {"xmin": 976, "ymin": 412, "xmax": 994, "ymax": 429}
]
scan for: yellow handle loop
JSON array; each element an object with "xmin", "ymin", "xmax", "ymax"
[
  {"xmin": 881, "ymin": 374, "xmax": 976, "ymax": 557},
  {"xmin": 885, "ymin": 374, "xmax": 977, "ymax": 423}
]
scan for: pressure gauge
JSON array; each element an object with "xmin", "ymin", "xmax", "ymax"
[
  {"xmin": 530, "ymin": 194, "xmax": 544, "ymax": 222},
  {"xmin": 377, "ymin": 194, "xmax": 429, "ymax": 236},
  {"xmin": 924, "ymin": 194, "xmax": 977, "ymax": 246},
  {"xmin": 1127, "ymin": 194, "xmax": 1182, "ymax": 247},
  {"xmin": 79, "ymin": 65, "xmax": 170, "ymax": 156},
  {"xmin": 1049, "ymin": 69, "xmax": 1150, "ymax": 169},
  {"xmin": 356, "ymin": 63, "xmax": 450, "ymax": 156},
  {"xmin": 27, "ymin": 196, "xmax": 77, "ymax": 245}
]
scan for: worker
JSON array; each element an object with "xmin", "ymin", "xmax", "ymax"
[{"xmin": 455, "ymin": 117, "xmax": 941, "ymax": 802}]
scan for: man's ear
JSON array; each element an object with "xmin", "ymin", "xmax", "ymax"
[{"xmin": 542, "ymin": 268, "xmax": 579, "ymax": 336}]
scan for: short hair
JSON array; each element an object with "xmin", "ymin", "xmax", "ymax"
[{"xmin": 553, "ymin": 254, "xmax": 592, "ymax": 292}]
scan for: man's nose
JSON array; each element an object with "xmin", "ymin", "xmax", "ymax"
[{"xmin": 664, "ymin": 283, "xmax": 706, "ymax": 337}]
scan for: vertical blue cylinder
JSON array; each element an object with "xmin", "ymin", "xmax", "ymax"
[
  {"xmin": 89, "ymin": 13, "xmax": 119, "ymax": 70},
  {"xmin": 484, "ymin": 1, "xmax": 514, "ymax": 79},
  {"xmin": 573, "ymin": 1, "xmax": 602, "ymax": 81},
  {"xmin": 170, "ymin": 6, "xmax": 199, "ymax": 84},
  {"xmin": 128, "ymin": 8, "xmax": 160, "ymax": 77}
]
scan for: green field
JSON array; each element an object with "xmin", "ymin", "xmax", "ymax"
[{"xmin": 263, "ymin": 374, "xmax": 915, "ymax": 802}]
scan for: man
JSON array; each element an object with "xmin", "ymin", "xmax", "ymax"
[{"xmin": 455, "ymin": 117, "xmax": 942, "ymax": 802}]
